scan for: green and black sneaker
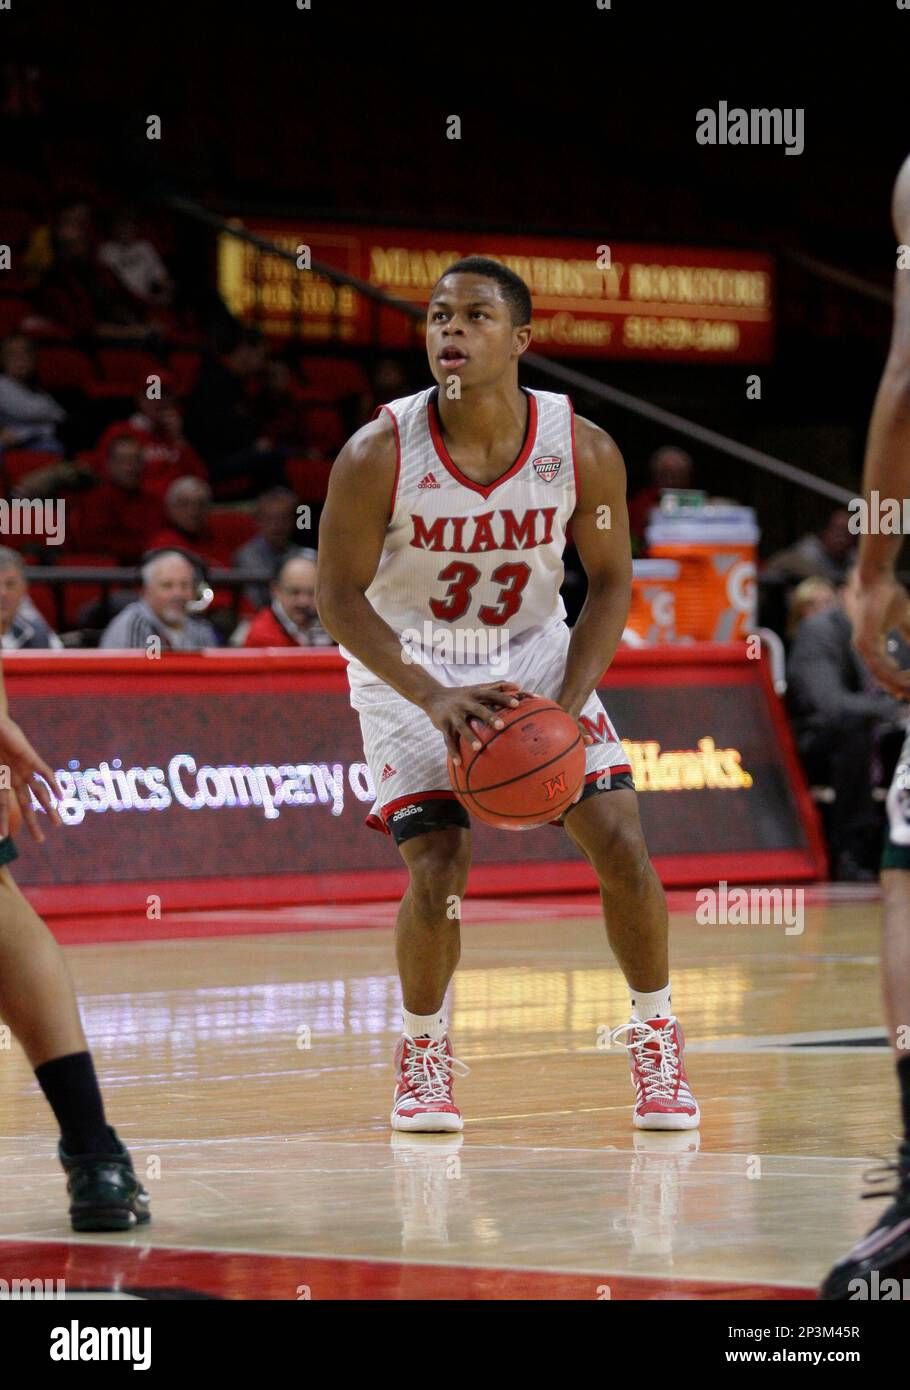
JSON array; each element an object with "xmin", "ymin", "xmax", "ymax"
[
  {"xmin": 819, "ymin": 1142, "xmax": 910, "ymax": 1300},
  {"xmin": 58, "ymin": 1128, "xmax": 152, "ymax": 1232}
]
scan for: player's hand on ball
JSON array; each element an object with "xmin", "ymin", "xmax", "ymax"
[
  {"xmin": 0, "ymin": 714, "xmax": 63, "ymax": 843},
  {"xmin": 851, "ymin": 573, "xmax": 910, "ymax": 701},
  {"xmin": 422, "ymin": 681, "xmax": 527, "ymax": 765}
]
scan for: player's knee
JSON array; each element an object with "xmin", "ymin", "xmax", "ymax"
[
  {"xmin": 594, "ymin": 817, "xmax": 650, "ymax": 889},
  {"xmin": 405, "ymin": 833, "xmax": 470, "ymax": 916}
]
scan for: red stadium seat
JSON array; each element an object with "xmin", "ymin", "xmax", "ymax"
[
  {"xmin": 298, "ymin": 356, "xmax": 369, "ymax": 402},
  {"xmin": 285, "ymin": 456, "xmax": 333, "ymax": 500},
  {"xmin": 57, "ymin": 553, "xmax": 118, "ymax": 629},
  {"xmin": 95, "ymin": 348, "xmax": 163, "ymax": 395},
  {"xmin": 34, "ymin": 344, "xmax": 96, "ymax": 391},
  {"xmin": 0, "ymin": 297, "xmax": 33, "ymax": 335},
  {"xmin": 26, "ymin": 581, "xmax": 58, "ymax": 630},
  {"xmin": 302, "ymin": 404, "xmax": 345, "ymax": 454},
  {"xmin": 208, "ymin": 509, "xmax": 258, "ymax": 556},
  {"xmin": 1, "ymin": 449, "xmax": 63, "ymax": 488},
  {"xmin": 167, "ymin": 349, "xmax": 203, "ymax": 396}
]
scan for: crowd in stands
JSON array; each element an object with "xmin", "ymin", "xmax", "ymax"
[{"xmin": 0, "ymin": 194, "xmax": 418, "ymax": 648}]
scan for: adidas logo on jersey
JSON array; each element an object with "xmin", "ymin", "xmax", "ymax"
[
  {"xmin": 381, "ymin": 763, "xmax": 396, "ymax": 781},
  {"xmin": 417, "ymin": 472, "xmax": 441, "ymax": 489}
]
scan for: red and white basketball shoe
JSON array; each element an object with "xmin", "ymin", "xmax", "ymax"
[
  {"xmin": 609, "ymin": 1016, "xmax": 700, "ymax": 1130},
  {"xmin": 390, "ymin": 1034, "xmax": 470, "ymax": 1132}
]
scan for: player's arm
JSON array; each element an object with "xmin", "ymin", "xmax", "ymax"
[
  {"xmin": 0, "ymin": 656, "xmax": 62, "ymax": 841},
  {"xmin": 556, "ymin": 416, "xmax": 632, "ymax": 719},
  {"xmin": 853, "ymin": 154, "xmax": 910, "ymax": 696},
  {"xmin": 315, "ymin": 417, "xmax": 521, "ymax": 761}
]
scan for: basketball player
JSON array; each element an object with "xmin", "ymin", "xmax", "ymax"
[
  {"xmin": 316, "ymin": 256, "xmax": 699, "ymax": 1133},
  {"xmin": 0, "ymin": 659, "xmax": 149, "ymax": 1229},
  {"xmin": 820, "ymin": 156, "xmax": 910, "ymax": 1298}
]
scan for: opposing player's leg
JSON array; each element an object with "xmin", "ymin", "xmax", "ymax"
[
  {"xmin": 0, "ymin": 858, "xmax": 150, "ymax": 1230},
  {"xmin": 819, "ymin": 757, "xmax": 910, "ymax": 1298}
]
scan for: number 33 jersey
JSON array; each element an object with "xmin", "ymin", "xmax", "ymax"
[{"xmin": 341, "ymin": 384, "xmax": 578, "ymax": 697}]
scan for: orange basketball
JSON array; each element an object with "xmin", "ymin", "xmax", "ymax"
[{"xmin": 447, "ymin": 694, "xmax": 586, "ymax": 830}]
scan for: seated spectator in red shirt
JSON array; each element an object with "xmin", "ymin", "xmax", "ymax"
[
  {"xmin": 239, "ymin": 553, "xmax": 333, "ymax": 647},
  {"xmin": 147, "ymin": 476, "xmax": 234, "ymax": 570},
  {"xmin": 96, "ymin": 377, "xmax": 207, "ymax": 502},
  {"xmin": 71, "ymin": 432, "xmax": 163, "ymax": 563}
]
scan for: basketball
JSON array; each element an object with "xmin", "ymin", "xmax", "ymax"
[{"xmin": 447, "ymin": 694, "xmax": 586, "ymax": 829}]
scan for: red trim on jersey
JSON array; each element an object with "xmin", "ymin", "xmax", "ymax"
[
  {"xmin": 567, "ymin": 395, "xmax": 580, "ymax": 498},
  {"xmin": 371, "ymin": 403, "xmax": 401, "ymax": 519},
  {"xmin": 427, "ymin": 389, "xmax": 539, "ymax": 499}
]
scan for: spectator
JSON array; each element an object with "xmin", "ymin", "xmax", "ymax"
[
  {"xmin": 72, "ymin": 432, "xmax": 162, "ymax": 563},
  {"xmin": 99, "ymin": 550, "xmax": 218, "ymax": 650},
  {"xmin": 787, "ymin": 568, "xmax": 908, "ymax": 880},
  {"xmin": 764, "ymin": 507, "xmax": 856, "ymax": 587},
  {"xmin": 36, "ymin": 200, "xmax": 153, "ymax": 340},
  {"xmin": 0, "ymin": 332, "xmax": 66, "ymax": 453},
  {"xmin": 786, "ymin": 575, "xmax": 837, "ymax": 640},
  {"xmin": 628, "ymin": 446, "xmax": 694, "ymax": 551},
  {"xmin": 95, "ymin": 377, "xmax": 207, "ymax": 502},
  {"xmin": 183, "ymin": 328, "xmax": 287, "ymax": 499},
  {"xmin": 239, "ymin": 552, "xmax": 333, "ymax": 647},
  {"xmin": 0, "ymin": 548, "xmax": 62, "ymax": 649},
  {"xmin": 146, "ymin": 476, "xmax": 233, "ymax": 569},
  {"xmin": 233, "ymin": 487, "xmax": 304, "ymax": 609},
  {"xmin": 97, "ymin": 207, "xmax": 174, "ymax": 307}
]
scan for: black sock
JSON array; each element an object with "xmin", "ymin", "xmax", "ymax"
[
  {"xmin": 898, "ymin": 1055, "xmax": 910, "ymax": 1151},
  {"xmin": 34, "ymin": 1051, "xmax": 119, "ymax": 1155}
]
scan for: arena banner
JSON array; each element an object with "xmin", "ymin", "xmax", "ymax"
[
  {"xmin": 2, "ymin": 646, "xmax": 824, "ymax": 919},
  {"xmin": 217, "ymin": 222, "xmax": 774, "ymax": 363}
]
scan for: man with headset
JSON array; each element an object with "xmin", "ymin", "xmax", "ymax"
[{"xmin": 99, "ymin": 548, "xmax": 219, "ymax": 650}]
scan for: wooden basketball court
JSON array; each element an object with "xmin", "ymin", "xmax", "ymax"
[{"xmin": 0, "ymin": 885, "xmax": 894, "ymax": 1299}]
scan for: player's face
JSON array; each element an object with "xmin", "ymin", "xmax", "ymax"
[{"xmin": 426, "ymin": 275, "xmax": 530, "ymax": 389}]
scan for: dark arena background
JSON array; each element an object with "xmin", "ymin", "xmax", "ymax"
[{"xmin": 1, "ymin": 0, "xmax": 909, "ymax": 1362}]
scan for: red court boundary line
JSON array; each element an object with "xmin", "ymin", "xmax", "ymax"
[{"xmin": 0, "ymin": 1239, "xmax": 815, "ymax": 1301}]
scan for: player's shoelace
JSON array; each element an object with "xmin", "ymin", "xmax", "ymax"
[
  {"xmin": 400, "ymin": 1036, "xmax": 470, "ymax": 1105},
  {"xmin": 608, "ymin": 1018, "xmax": 682, "ymax": 1101},
  {"xmin": 859, "ymin": 1149, "xmax": 910, "ymax": 1203}
]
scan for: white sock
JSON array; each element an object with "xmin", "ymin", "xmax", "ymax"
[
  {"xmin": 403, "ymin": 1007, "xmax": 447, "ymax": 1041},
  {"xmin": 630, "ymin": 983, "xmax": 672, "ymax": 1022}
]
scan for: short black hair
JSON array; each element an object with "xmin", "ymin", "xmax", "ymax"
[{"xmin": 432, "ymin": 256, "xmax": 532, "ymax": 327}]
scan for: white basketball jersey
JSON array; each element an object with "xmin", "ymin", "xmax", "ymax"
[{"xmin": 342, "ymin": 385, "xmax": 578, "ymax": 693}]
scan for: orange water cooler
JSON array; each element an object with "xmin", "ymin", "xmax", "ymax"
[{"xmin": 645, "ymin": 506, "xmax": 759, "ymax": 641}]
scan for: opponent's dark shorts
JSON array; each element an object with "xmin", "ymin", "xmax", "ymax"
[{"xmin": 0, "ymin": 835, "xmax": 19, "ymax": 867}]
